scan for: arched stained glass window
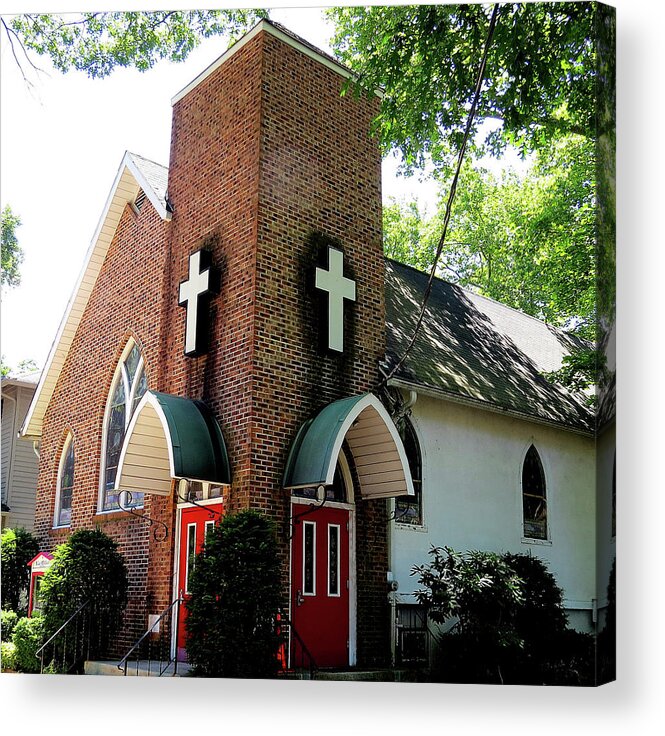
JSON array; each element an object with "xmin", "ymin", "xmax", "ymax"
[
  {"xmin": 522, "ymin": 445, "xmax": 547, "ymax": 540},
  {"xmin": 394, "ymin": 419, "xmax": 422, "ymax": 525},
  {"xmin": 55, "ymin": 434, "xmax": 74, "ymax": 527},
  {"xmin": 100, "ymin": 342, "xmax": 148, "ymax": 511}
]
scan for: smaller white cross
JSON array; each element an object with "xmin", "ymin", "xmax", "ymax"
[
  {"xmin": 315, "ymin": 246, "xmax": 356, "ymax": 353},
  {"xmin": 178, "ymin": 250, "xmax": 213, "ymax": 356}
]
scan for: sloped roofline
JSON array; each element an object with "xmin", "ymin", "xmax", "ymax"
[
  {"xmin": 21, "ymin": 152, "xmax": 171, "ymax": 439},
  {"xmin": 171, "ymin": 18, "xmax": 381, "ymax": 106}
]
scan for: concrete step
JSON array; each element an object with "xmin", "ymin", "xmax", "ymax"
[
  {"xmin": 313, "ymin": 668, "xmax": 417, "ymax": 682},
  {"xmin": 84, "ymin": 660, "xmax": 191, "ymax": 677}
]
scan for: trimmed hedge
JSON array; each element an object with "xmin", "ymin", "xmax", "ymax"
[{"xmin": 11, "ymin": 615, "xmax": 44, "ymax": 673}]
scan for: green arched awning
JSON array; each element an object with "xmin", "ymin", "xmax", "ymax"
[
  {"xmin": 114, "ymin": 391, "xmax": 231, "ymax": 497},
  {"xmin": 283, "ymin": 393, "xmax": 414, "ymax": 499}
]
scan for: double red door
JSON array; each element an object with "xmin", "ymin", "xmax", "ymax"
[
  {"xmin": 176, "ymin": 503, "xmax": 222, "ymax": 661},
  {"xmin": 290, "ymin": 503, "xmax": 351, "ymax": 668}
]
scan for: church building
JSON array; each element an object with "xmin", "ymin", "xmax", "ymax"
[{"xmin": 21, "ymin": 20, "xmax": 610, "ymax": 672}]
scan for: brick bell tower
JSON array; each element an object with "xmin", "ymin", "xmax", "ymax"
[{"xmin": 164, "ymin": 21, "xmax": 389, "ymax": 666}]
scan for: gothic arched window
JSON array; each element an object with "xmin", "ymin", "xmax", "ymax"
[
  {"xmin": 55, "ymin": 433, "xmax": 74, "ymax": 527},
  {"xmin": 522, "ymin": 445, "xmax": 547, "ymax": 540},
  {"xmin": 394, "ymin": 419, "xmax": 423, "ymax": 525},
  {"xmin": 99, "ymin": 341, "xmax": 148, "ymax": 511}
]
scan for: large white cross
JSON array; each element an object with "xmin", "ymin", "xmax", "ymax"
[
  {"xmin": 315, "ymin": 246, "xmax": 356, "ymax": 353},
  {"xmin": 178, "ymin": 250, "xmax": 213, "ymax": 356}
]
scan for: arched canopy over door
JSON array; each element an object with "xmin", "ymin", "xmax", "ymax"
[
  {"xmin": 114, "ymin": 391, "xmax": 231, "ymax": 497},
  {"xmin": 283, "ymin": 393, "xmax": 415, "ymax": 500}
]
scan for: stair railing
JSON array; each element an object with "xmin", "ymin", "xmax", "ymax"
[
  {"xmin": 117, "ymin": 596, "xmax": 183, "ymax": 676},
  {"xmin": 35, "ymin": 599, "xmax": 90, "ymax": 674},
  {"xmin": 277, "ymin": 611, "xmax": 317, "ymax": 679}
]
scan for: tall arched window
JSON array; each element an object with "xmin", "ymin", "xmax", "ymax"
[
  {"xmin": 55, "ymin": 434, "xmax": 74, "ymax": 527},
  {"xmin": 522, "ymin": 445, "xmax": 547, "ymax": 540},
  {"xmin": 394, "ymin": 419, "xmax": 422, "ymax": 525},
  {"xmin": 100, "ymin": 341, "xmax": 148, "ymax": 511}
]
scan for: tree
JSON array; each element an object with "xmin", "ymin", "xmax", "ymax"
[
  {"xmin": 2, "ymin": 10, "xmax": 266, "ymax": 80},
  {"xmin": 0, "ymin": 527, "xmax": 39, "ymax": 613},
  {"xmin": 329, "ymin": 3, "xmax": 606, "ymax": 169},
  {"xmin": 1, "ymin": 205, "xmax": 22, "ymax": 288},
  {"xmin": 39, "ymin": 529, "xmax": 128, "ymax": 668},
  {"xmin": 385, "ymin": 134, "xmax": 596, "ymax": 339},
  {"xmin": 185, "ymin": 509, "xmax": 282, "ymax": 678}
]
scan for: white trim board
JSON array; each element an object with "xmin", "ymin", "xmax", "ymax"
[{"xmin": 171, "ymin": 19, "xmax": 381, "ymax": 106}]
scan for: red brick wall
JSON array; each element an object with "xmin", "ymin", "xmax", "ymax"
[
  {"xmin": 166, "ymin": 29, "xmax": 388, "ymax": 665},
  {"xmin": 34, "ymin": 198, "xmax": 175, "ymax": 654},
  {"xmin": 35, "ymin": 25, "xmax": 389, "ymax": 667}
]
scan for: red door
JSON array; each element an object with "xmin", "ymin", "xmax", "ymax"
[
  {"xmin": 176, "ymin": 503, "xmax": 222, "ymax": 661},
  {"xmin": 291, "ymin": 503, "xmax": 351, "ymax": 668}
]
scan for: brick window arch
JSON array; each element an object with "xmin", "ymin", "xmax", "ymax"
[
  {"xmin": 99, "ymin": 340, "xmax": 148, "ymax": 511},
  {"xmin": 55, "ymin": 433, "xmax": 74, "ymax": 527}
]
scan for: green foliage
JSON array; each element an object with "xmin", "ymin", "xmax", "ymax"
[
  {"xmin": 1, "ymin": 641, "xmax": 17, "ymax": 671},
  {"xmin": 11, "ymin": 614, "xmax": 43, "ymax": 673},
  {"xmin": 1, "ymin": 609, "xmax": 19, "ymax": 641},
  {"xmin": 385, "ymin": 136, "xmax": 596, "ymax": 340},
  {"xmin": 412, "ymin": 546, "xmax": 524, "ymax": 680},
  {"xmin": 39, "ymin": 528, "xmax": 128, "ymax": 661},
  {"xmin": 1, "ymin": 205, "xmax": 22, "ymax": 288},
  {"xmin": 413, "ymin": 548, "xmax": 594, "ymax": 685},
  {"xmin": 1, "ymin": 527, "xmax": 39, "ymax": 614},
  {"xmin": 186, "ymin": 509, "xmax": 282, "ymax": 678},
  {"xmin": 329, "ymin": 3, "xmax": 599, "ymax": 169},
  {"xmin": 6, "ymin": 10, "xmax": 267, "ymax": 79}
]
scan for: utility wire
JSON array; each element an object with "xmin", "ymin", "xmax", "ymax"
[{"xmin": 380, "ymin": 3, "xmax": 500, "ymax": 389}]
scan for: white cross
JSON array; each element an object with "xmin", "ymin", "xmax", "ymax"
[
  {"xmin": 315, "ymin": 246, "xmax": 356, "ymax": 353},
  {"xmin": 178, "ymin": 250, "xmax": 212, "ymax": 356}
]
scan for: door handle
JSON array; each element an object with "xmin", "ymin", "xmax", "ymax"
[{"xmin": 296, "ymin": 589, "xmax": 304, "ymax": 607}]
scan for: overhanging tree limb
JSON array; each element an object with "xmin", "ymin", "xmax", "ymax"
[{"xmin": 380, "ymin": 3, "xmax": 501, "ymax": 387}]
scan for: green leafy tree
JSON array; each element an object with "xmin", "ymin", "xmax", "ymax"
[
  {"xmin": 329, "ymin": 3, "xmax": 607, "ymax": 167},
  {"xmin": 185, "ymin": 509, "xmax": 282, "ymax": 678},
  {"xmin": 1, "ymin": 527, "xmax": 39, "ymax": 613},
  {"xmin": 1, "ymin": 205, "xmax": 22, "ymax": 288},
  {"xmin": 385, "ymin": 135, "xmax": 596, "ymax": 339},
  {"xmin": 2, "ymin": 10, "xmax": 266, "ymax": 79},
  {"xmin": 39, "ymin": 529, "xmax": 128, "ymax": 669}
]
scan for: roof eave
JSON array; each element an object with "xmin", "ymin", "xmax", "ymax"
[
  {"xmin": 387, "ymin": 376, "xmax": 595, "ymax": 438},
  {"xmin": 21, "ymin": 152, "xmax": 170, "ymax": 439}
]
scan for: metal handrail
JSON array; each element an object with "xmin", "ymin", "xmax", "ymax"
[
  {"xmin": 35, "ymin": 599, "xmax": 90, "ymax": 673},
  {"xmin": 278, "ymin": 612, "xmax": 317, "ymax": 679},
  {"xmin": 117, "ymin": 596, "xmax": 183, "ymax": 676}
]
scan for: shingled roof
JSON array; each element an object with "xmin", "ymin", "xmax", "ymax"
[{"xmin": 384, "ymin": 259, "xmax": 594, "ymax": 434}]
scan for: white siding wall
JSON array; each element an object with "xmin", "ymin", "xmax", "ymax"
[
  {"xmin": 1, "ymin": 395, "xmax": 17, "ymax": 506},
  {"xmin": 389, "ymin": 394, "xmax": 597, "ymax": 632},
  {"xmin": 1, "ymin": 385, "xmax": 39, "ymax": 531}
]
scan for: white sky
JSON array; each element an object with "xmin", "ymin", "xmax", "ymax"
[
  {"xmin": 0, "ymin": 1, "xmax": 664, "ymax": 729},
  {"xmin": 0, "ymin": 3, "xmax": 446, "ymax": 371}
]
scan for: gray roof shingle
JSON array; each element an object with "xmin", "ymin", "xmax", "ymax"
[{"xmin": 384, "ymin": 259, "xmax": 594, "ymax": 433}]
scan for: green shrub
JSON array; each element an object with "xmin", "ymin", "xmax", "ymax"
[
  {"xmin": 39, "ymin": 528, "xmax": 128, "ymax": 666},
  {"xmin": 186, "ymin": 509, "xmax": 282, "ymax": 678},
  {"xmin": 1, "ymin": 527, "xmax": 39, "ymax": 613},
  {"xmin": 1, "ymin": 609, "xmax": 19, "ymax": 641},
  {"xmin": 414, "ymin": 547, "xmax": 595, "ymax": 685},
  {"xmin": 1, "ymin": 641, "xmax": 17, "ymax": 671},
  {"xmin": 11, "ymin": 615, "xmax": 44, "ymax": 673}
]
